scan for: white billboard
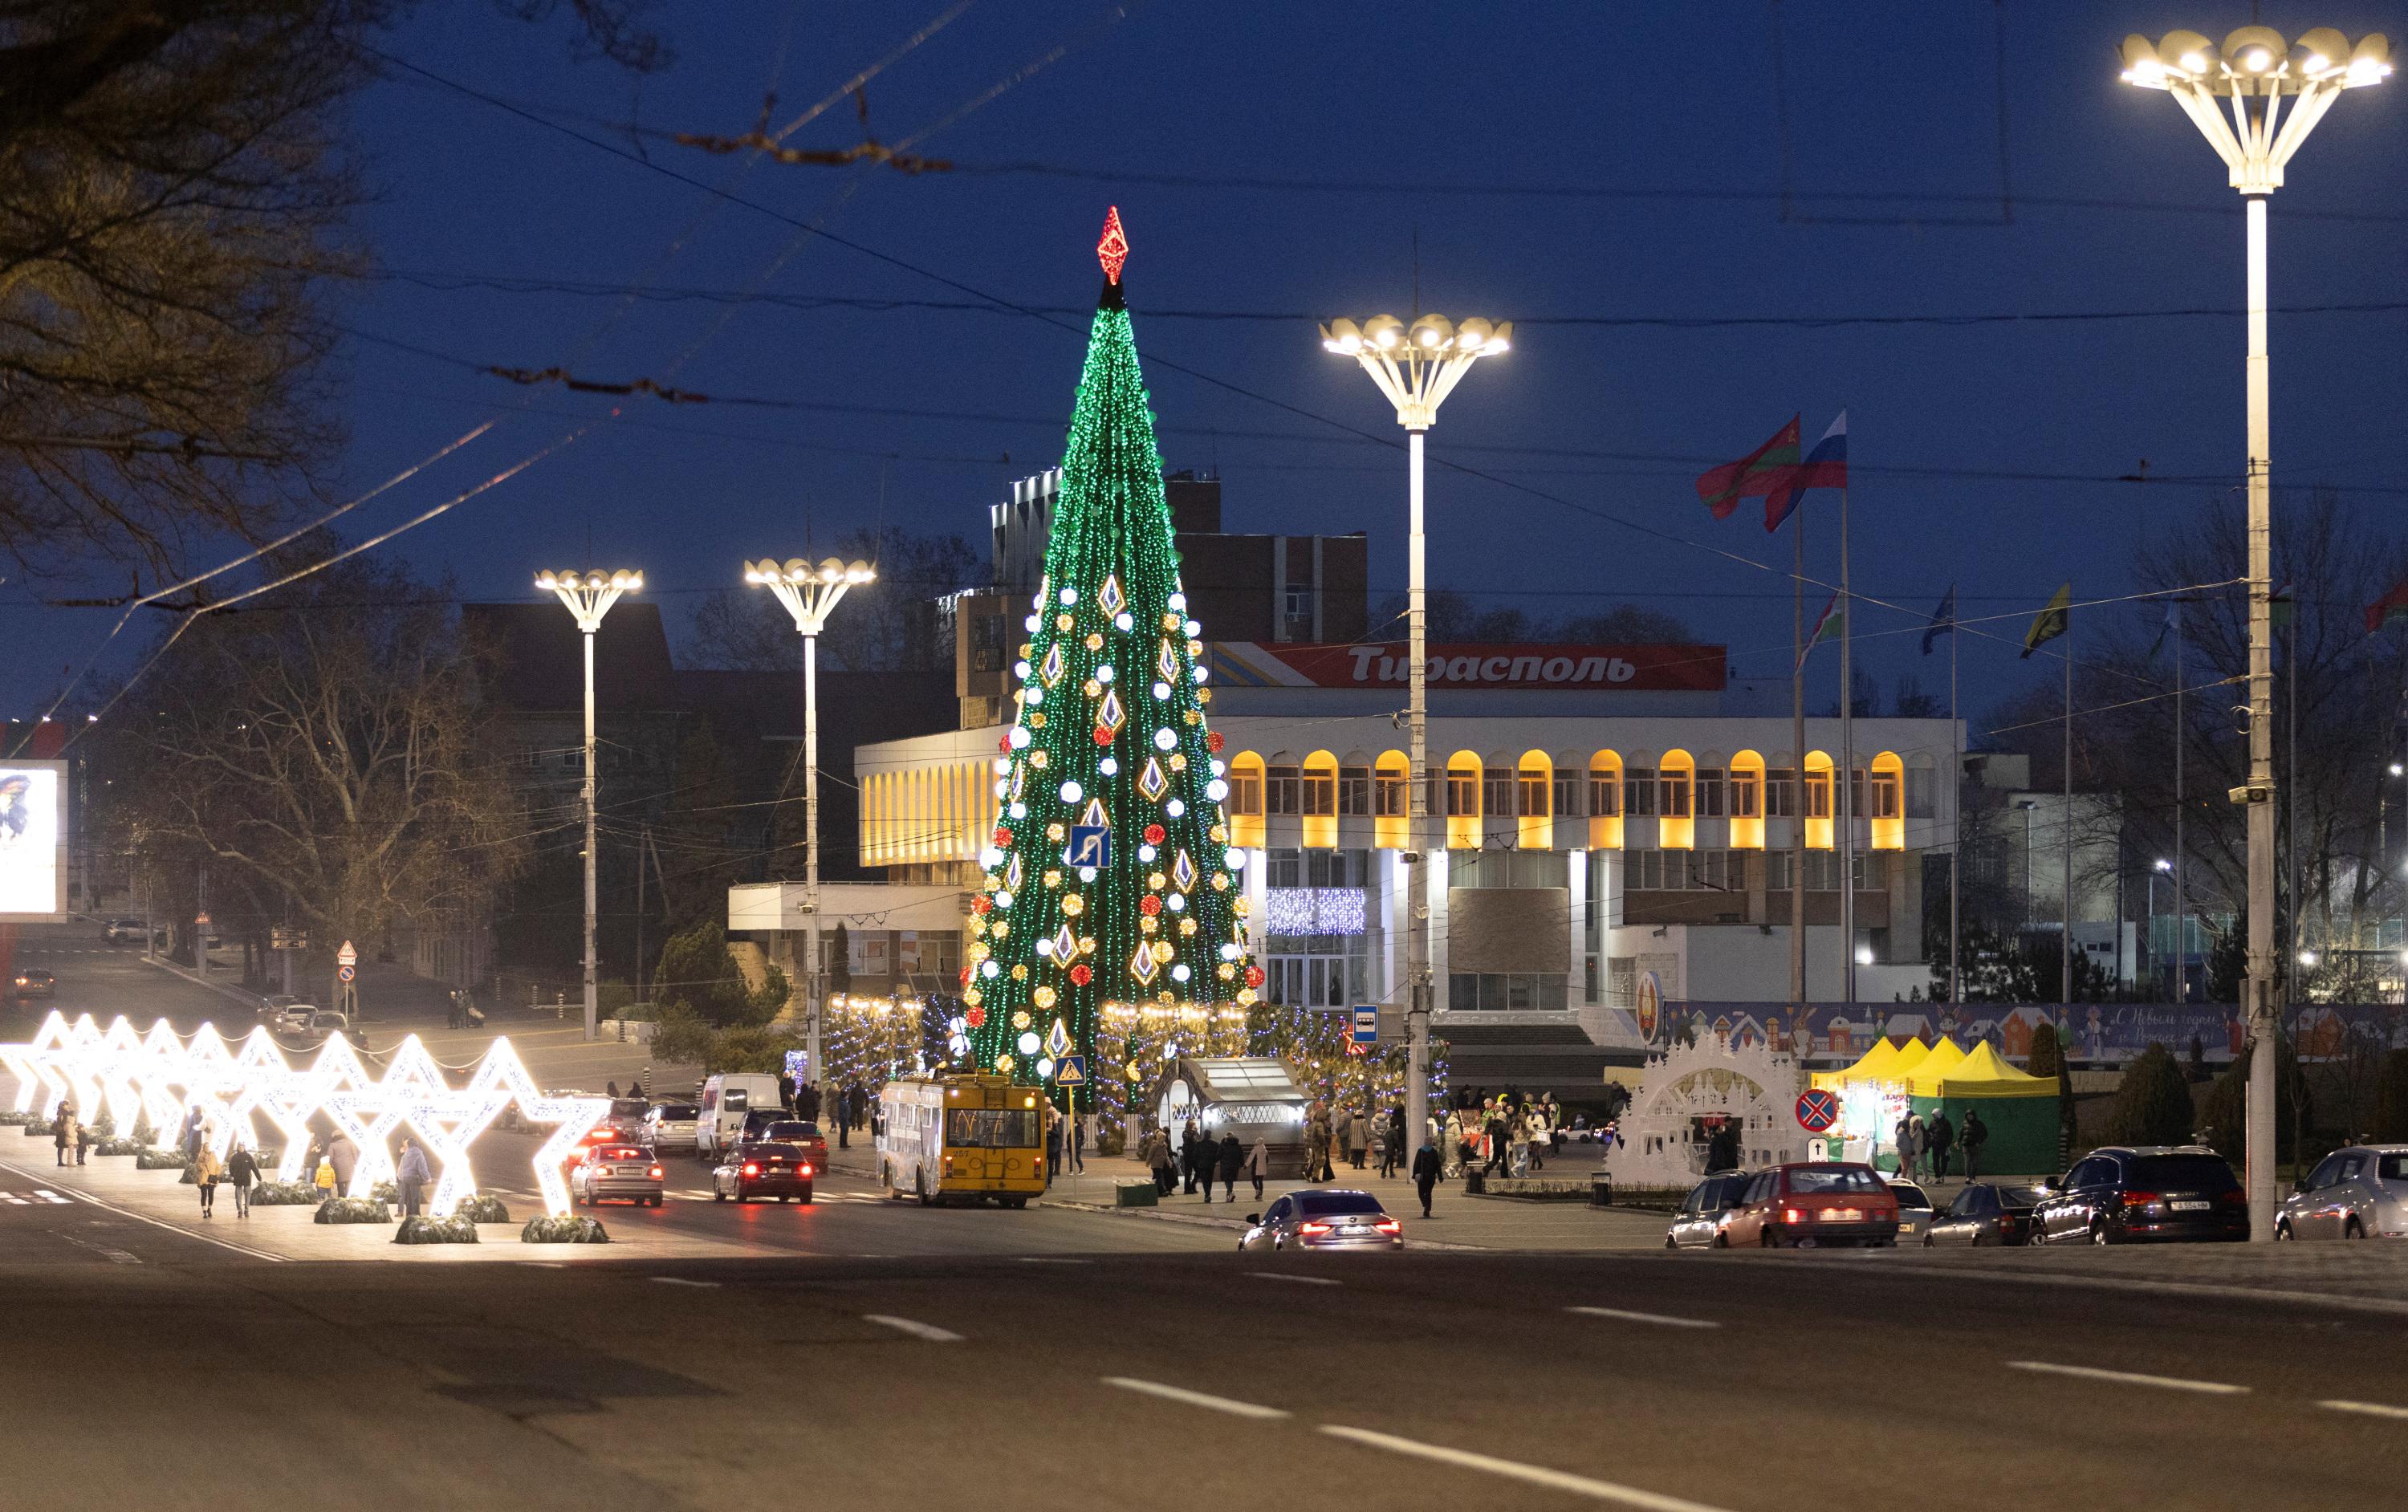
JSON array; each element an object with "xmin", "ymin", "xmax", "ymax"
[{"xmin": 0, "ymin": 761, "xmax": 66, "ymax": 922}]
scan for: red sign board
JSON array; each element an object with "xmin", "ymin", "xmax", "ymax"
[
  {"xmin": 1795, "ymin": 1089, "xmax": 1840, "ymax": 1134},
  {"xmin": 1209, "ymin": 641, "xmax": 1726, "ymax": 693}
]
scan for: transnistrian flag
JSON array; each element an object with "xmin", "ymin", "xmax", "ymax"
[
  {"xmin": 2022, "ymin": 583, "xmax": 2072, "ymax": 659},
  {"xmin": 2368, "ymin": 576, "xmax": 2408, "ymax": 633},
  {"xmin": 1920, "ymin": 585, "xmax": 1955, "ymax": 656},
  {"xmin": 1795, "ymin": 591, "xmax": 1843, "ymax": 677},
  {"xmin": 1694, "ymin": 416, "xmax": 1800, "ymax": 520},
  {"xmin": 2146, "ymin": 599, "xmax": 2179, "ymax": 660},
  {"xmin": 1763, "ymin": 412, "xmax": 1848, "ymax": 532}
]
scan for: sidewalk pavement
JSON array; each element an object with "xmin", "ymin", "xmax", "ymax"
[{"xmin": 813, "ymin": 1134, "xmax": 1672, "ymax": 1252}]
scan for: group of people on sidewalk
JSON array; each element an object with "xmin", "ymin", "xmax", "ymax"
[
  {"xmin": 1893, "ymin": 1107, "xmax": 1987, "ymax": 1181},
  {"xmin": 1441, "ymin": 1091, "xmax": 1562, "ymax": 1181},
  {"xmin": 1145, "ymin": 1120, "xmax": 1269, "ymax": 1202}
]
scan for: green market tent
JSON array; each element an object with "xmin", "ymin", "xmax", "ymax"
[{"xmin": 1907, "ymin": 1041, "xmax": 2060, "ymax": 1177}]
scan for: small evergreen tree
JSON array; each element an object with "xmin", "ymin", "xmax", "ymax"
[
  {"xmin": 2027, "ymin": 1022, "xmax": 2075, "ymax": 1150},
  {"xmin": 2201, "ymin": 1035, "xmax": 2312, "ymax": 1162},
  {"xmin": 654, "ymin": 921, "xmax": 789, "ymax": 1028},
  {"xmin": 2105, "ymin": 1043, "xmax": 2195, "ymax": 1146},
  {"xmin": 828, "ymin": 922, "xmax": 852, "ymax": 996},
  {"xmin": 2369, "ymin": 1049, "xmax": 2408, "ymax": 1142}
]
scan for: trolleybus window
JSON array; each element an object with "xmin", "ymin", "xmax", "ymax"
[{"xmin": 946, "ymin": 1108, "xmax": 1040, "ymax": 1148}]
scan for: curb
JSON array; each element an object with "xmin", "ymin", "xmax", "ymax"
[
  {"xmin": 141, "ymin": 955, "xmax": 266, "ymax": 1014},
  {"xmin": 1039, "ymin": 1196, "xmax": 1495, "ymax": 1252}
]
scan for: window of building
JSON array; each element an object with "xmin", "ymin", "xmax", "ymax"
[
  {"xmin": 1519, "ymin": 768, "xmax": 1549, "ymax": 819},
  {"xmin": 1765, "ymin": 849, "xmax": 1792, "ymax": 892},
  {"xmin": 1801, "ymin": 851, "xmax": 1870, "ymax": 892},
  {"xmin": 1266, "ymin": 766, "xmax": 1300, "ymax": 815},
  {"xmin": 1265, "ymin": 934, "xmax": 1369, "ymax": 1008},
  {"xmin": 1906, "ymin": 765, "xmax": 1935, "ymax": 819},
  {"xmin": 1583, "ymin": 863, "xmax": 1603, "ymax": 1006},
  {"xmin": 970, "ymin": 613, "xmax": 1007, "ymax": 673},
  {"xmin": 1483, "ymin": 767, "xmax": 1516, "ymax": 819},
  {"xmin": 1658, "ymin": 768, "xmax": 1690, "ymax": 818},
  {"xmin": 1625, "ymin": 767, "xmax": 1657, "ymax": 816},
  {"xmin": 1767, "ymin": 768, "xmax": 1796, "ymax": 819},
  {"xmin": 1553, "ymin": 770, "xmax": 1580, "ymax": 819},
  {"xmin": 1804, "ymin": 769, "xmax": 1831, "ymax": 819},
  {"xmin": 1451, "ymin": 849, "xmax": 1569, "ymax": 889},
  {"xmin": 1730, "ymin": 769, "xmax": 1759, "ymax": 819},
  {"xmin": 1871, "ymin": 768, "xmax": 1900, "ymax": 820},
  {"xmin": 1337, "ymin": 766, "xmax": 1372, "ymax": 816},
  {"xmin": 1627, "ymin": 849, "xmax": 1746, "ymax": 892},
  {"xmin": 1374, "ymin": 767, "xmax": 1408, "ymax": 817},
  {"xmin": 1447, "ymin": 972, "xmax": 1569, "ymax": 1011},
  {"xmin": 1229, "ymin": 768, "xmax": 1263, "ymax": 817},
  {"xmin": 1588, "ymin": 771, "xmax": 1620, "ymax": 818},
  {"xmin": 1695, "ymin": 768, "xmax": 1724, "ymax": 819},
  {"xmin": 1300, "ymin": 766, "xmax": 1335, "ymax": 816},
  {"xmin": 1446, "ymin": 768, "xmax": 1479, "ymax": 817},
  {"xmin": 1280, "ymin": 584, "xmax": 1315, "ymax": 642},
  {"xmin": 1849, "ymin": 769, "xmax": 1866, "ymax": 822}
]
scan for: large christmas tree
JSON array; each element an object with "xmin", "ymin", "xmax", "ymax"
[{"xmin": 962, "ymin": 209, "xmax": 1260, "ymax": 1090}]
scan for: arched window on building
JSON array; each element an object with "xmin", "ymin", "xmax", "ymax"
[
  {"xmin": 1658, "ymin": 749, "xmax": 1696, "ymax": 851},
  {"xmin": 1446, "ymin": 751, "xmax": 1482, "ymax": 849},
  {"xmin": 1587, "ymin": 751, "xmax": 1623, "ymax": 850},
  {"xmin": 1729, "ymin": 750, "xmax": 1766, "ymax": 850},
  {"xmin": 1227, "ymin": 752, "xmax": 1266, "ymax": 848},
  {"xmin": 1374, "ymin": 751, "xmax": 1410, "ymax": 850},
  {"xmin": 1517, "ymin": 750, "xmax": 1553, "ymax": 850},
  {"xmin": 1869, "ymin": 751, "xmax": 1905, "ymax": 851},
  {"xmin": 1301, "ymin": 750, "xmax": 1339, "ymax": 849},
  {"xmin": 1803, "ymin": 751, "xmax": 1834, "ymax": 851}
]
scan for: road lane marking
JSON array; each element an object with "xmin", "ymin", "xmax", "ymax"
[
  {"xmin": 33, "ymin": 1189, "xmax": 71, "ymax": 1204},
  {"xmin": 1248, "ymin": 1271, "xmax": 1340, "ymax": 1286},
  {"xmin": 0, "ymin": 1159, "xmax": 283, "ymax": 1262},
  {"xmin": 1016, "ymin": 1256, "xmax": 1091, "ymax": 1264},
  {"xmin": 2006, "ymin": 1361, "xmax": 2248, "ymax": 1396},
  {"xmin": 649, "ymin": 1277, "xmax": 720, "ymax": 1289},
  {"xmin": 1568, "ymin": 1306, "xmax": 1720, "ymax": 1330},
  {"xmin": 1318, "ymin": 1426, "xmax": 1732, "ymax": 1511},
  {"xmin": 864, "ymin": 1315, "xmax": 962, "ymax": 1343},
  {"xmin": 2321, "ymin": 1400, "xmax": 2408, "ymax": 1421},
  {"xmin": 1103, "ymin": 1376, "xmax": 1288, "ymax": 1420}
]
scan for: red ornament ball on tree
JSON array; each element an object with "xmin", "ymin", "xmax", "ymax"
[
  {"xmin": 1206, "ymin": 731, "xmax": 1224, "ymax": 754},
  {"xmin": 1244, "ymin": 965, "xmax": 1266, "ymax": 989},
  {"xmin": 1139, "ymin": 895, "xmax": 1162, "ymax": 917},
  {"xmin": 1069, "ymin": 963, "xmax": 1092, "ymax": 986},
  {"xmin": 958, "ymin": 967, "xmax": 972, "ymax": 987},
  {"xmin": 1093, "ymin": 726, "xmax": 1113, "ymax": 746},
  {"xmin": 970, "ymin": 895, "xmax": 991, "ymax": 915},
  {"xmin": 999, "ymin": 734, "xmax": 1011, "ymax": 753},
  {"xmin": 965, "ymin": 1006, "xmax": 986, "ymax": 1029},
  {"xmin": 992, "ymin": 827, "xmax": 1012, "ymax": 848},
  {"xmin": 1142, "ymin": 823, "xmax": 1165, "ymax": 845}
]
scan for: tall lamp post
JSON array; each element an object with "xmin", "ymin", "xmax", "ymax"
[
  {"xmin": 537, "ymin": 567, "xmax": 643, "ymax": 1043},
  {"xmin": 744, "ymin": 556, "xmax": 875, "ymax": 1115},
  {"xmin": 1320, "ymin": 311, "xmax": 1509, "ymax": 1154},
  {"xmin": 2119, "ymin": 24, "xmax": 2389, "ymax": 1240}
]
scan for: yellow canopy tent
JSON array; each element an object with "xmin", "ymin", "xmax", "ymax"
[
  {"xmin": 1909, "ymin": 1039, "xmax": 2052, "ymax": 1099},
  {"xmin": 1909, "ymin": 1039, "xmax": 2060, "ymax": 1176},
  {"xmin": 1904, "ymin": 1036, "xmax": 1966, "ymax": 1094}
]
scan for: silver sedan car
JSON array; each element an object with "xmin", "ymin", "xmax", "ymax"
[
  {"xmin": 571, "ymin": 1144, "xmax": 665, "ymax": 1208},
  {"xmin": 1666, "ymin": 1170, "xmax": 1751, "ymax": 1249},
  {"xmin": 2280, "ymin": 1144, "xmax": 2408, "ymax": 1240},
  {"xmin": 1239, "ymin": 1190, "xmax": 1402, "ymax": 1251},
  {"xmin": 1887, "ymin": 1178, "xmax": 1937, "ymax": 1244}
]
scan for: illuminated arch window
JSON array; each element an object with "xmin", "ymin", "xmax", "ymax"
[
  {"xmin": 1658, "ymin": 749, "xmax": 1695, "ymax": 851},
  {"xmin": 1728, "ymin": 750, "xmax": 1766, "ymax": 850},
  {"xmin": 1227, "ymin": 752, "xmax": 1266, "ymax": 848},
  {"xmin": 1446, "ymin": 750, "xmax": 1483, "ymax": 850},
  {"xmin": 1516, "ymin": 750, "xmax": 1553, "ymax": 850},
  {"xmin": 1586, "ymin": 751, "xmax": 1623, "ymax": 850},
  {"xmin": 1374, "ymin": 751, "xmax": 1410, "ymax": 850},
  {"xmin": 1869, "ymin": 751, "xmax": 1905, "ymax": 851},
  {"xmin": 1301, "ymin": 750, "xmax": 1339, "ymax": 849},
  {"xmin": 1804, "ymin": 751, "xmax": 1834, "ymax": 850}
]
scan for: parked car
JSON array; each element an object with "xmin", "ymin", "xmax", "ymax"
[
  {"xmin": 1666, "ymin": 1170, "xmax": 1753, "ymax": 1249},
  {"xmin": 11, "ymin": 968, "xmax": 54, "ymax": 998},
  {"xmin": 711, "ymin": 1131, "xmax": 817, "ymax": 1204},
  {"xmin": 2279, "ymin": 1144, "xmax": 2408, "ymax": 1241},
  {"xmin": 1239, "ymin": 1189, "xmax": 1403, "ymax": 1251},
  {"xmin": 1721, "ymin": 1163, "xmax": 1900, "ymax": 1249},
  {"xmin": 1887, "ymin": 1178, "xmax": 1936, "ymax": 1244},
  {"xmin": 1923, "ymin": 1183, "xmax": 2044, "ymax": 1246},
  {"xmin": 270, "ymin": 1002, "xmax": 319, "ymax": 1034},
  {"xmin": 2030, "ymin": 1146, "xmax": 2248, "ymax": 1246},
  {"xmin": 570, "ymin": 1144, "xmax": 664, "ymax": 1207},
  {"xmin": 642, "ymin": 1102, "xmax": 701, "ymax": 1156},
  {"xmin": 101, "ymin": 917, "xmax": 147, "ymax": 944}
]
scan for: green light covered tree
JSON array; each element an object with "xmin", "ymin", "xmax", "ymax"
[{"xmin": 961, "ymin": 209, "xmax": 1259, "ymax": 1084}]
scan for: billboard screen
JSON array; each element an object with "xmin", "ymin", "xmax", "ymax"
[{"xmin": 0, "ymin": 761, "xmax": 65, "ymax": 922}]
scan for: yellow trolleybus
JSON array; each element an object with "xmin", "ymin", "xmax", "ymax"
[{"xmin": 877, "ymin": 1073, "xmax": 1047, "ymax": 1207}]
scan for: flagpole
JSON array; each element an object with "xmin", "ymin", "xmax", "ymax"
[
  {"xmin": 2062, "ymin": 631, "xmax": 2074, "ymax": 1006},
  {"xmin": 1840, "ymin": 482, "xmax": 1856, "ymax": 1006},
  {"xmin": 2174, "ymin": 601, "xmax": 2186, "ymax": 1003},
  {"xmin": 1949, "ymin": 621, "xmax": 1959, "ymax": 1004},
  {"xmin": 1791, "ymin": 514, "xmax": 1807, "ymax": 1008}
]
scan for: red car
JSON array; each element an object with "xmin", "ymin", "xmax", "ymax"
[{"xmin": 1721, "ymin": 1162, "xmax": 1901, "ymax": 1249}]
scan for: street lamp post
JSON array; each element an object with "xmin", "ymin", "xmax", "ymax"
[
  {"xmin": 2119, "ymin": 22, "xmax": 2390, "ymax": 1241},
  {"xmin": 744, "ymin": 556, "xmax": 875, "ymax": 1117},
  {"xmin": 537, "ymin": 568, "xmax": 643, "ymax": 1043},
  {"xmin": 1320, "ymin": 311, "xmax": 1509, "ymax": 1156},
  {"xmin": 2150, "ymin": 859, "xmax": 2172, "ymax": 998}
]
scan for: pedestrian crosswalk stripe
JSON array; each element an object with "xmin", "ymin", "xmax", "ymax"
[
  {"xmin": 1, "ymin": 1193, "xmax": 26, "ymax": 1205},
  {"xmin": 32, "ymin": 1189, "xmax": 69, "ymax": 1204}
]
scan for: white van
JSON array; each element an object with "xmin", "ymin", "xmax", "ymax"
[{"xmin": 697, "ymin": 1073, "xmax": 784, "ymax": 1158}]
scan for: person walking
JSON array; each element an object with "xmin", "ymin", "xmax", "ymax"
[
  {"xmin": 1215, "ymin": 1131, "xmax": 1242, "ymax": 1204},
  {"xmin": 192, "ymin": 1143, "xmax": 222, "ymax": 1217},
  {"xmin": 1961, "ymin": 1108, "xmax": 1988, "ymax": 1181},
  {"xmin": 1044, "ymin": 1105, "xmax": 1063, "ymax": 1189},
  {"xmin": 1480, "ymin": 1104, "xmax": 1510, "ymax": 1179},
  {"xmin": 327, "ymin": 1134, "xmax": 356, "ymax": 1196},
  {"xmin": 1412, "ymin": 1138, "xmax": 1442, "ymax": 1218},
  {"xmin": 75, "ymin": 1115, "xmax": 90, "ymax": 1164},
  {"xmin": 1381, "ymin": 1105, "xmax": 1405, "ymax": 1178},
  {"xmin": 1148, "ymin": 1128, "xmax": 1177, "ymax": 1196},
  {"xmin": 1442, "ymin": 1108, "xmax": 1467, "ymax": 1178},
  {"xmin": 52, "ymin": 1102, "xmax": 74, "ymax": 1168},
  {"xmin": 1927, "ymin": 1110, "xmax": 1956, "ymax": 1181},
  {"xmin": 1180, "ymin": 1117, "xmax": 1205, "ymax": 1195},
  {"xmin": 1243, "ymin": 1135, "xmax": 1268, "ymax": 1201},
  {"xmin": 1070, "ymin": 1116, "xmax": 1085, "ymax": 1173},
  {"xmin": 397, "ymin": 1138, "xmax": 431, "ymax": 1218},
  {"xmin": 227, "ymin": 1143, "xmax": 259, "ymax": 1217},
  {"xmin": 312, "ymin": 1153, "xmax": 338, "ymax": 1201},
  {"xmin": 1893, "ymin": 1113, "xmax": 1920, "ymax": 1181},
  {"xmin": 1331, "ymin": 1108, "xmax": 1352, "ymax": 1173},
  {"xmin": 605, "ymin": 1079, "xmax": 619, "ymax": 1099},
  {"xmin": 1907, "ymin": 1113, "xmax": 1930, "ymax": 1181}
]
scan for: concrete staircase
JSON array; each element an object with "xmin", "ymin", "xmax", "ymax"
[{"xmin": 1438, "ymin": 1020, "xmax": 1631, "ymax": 1110}]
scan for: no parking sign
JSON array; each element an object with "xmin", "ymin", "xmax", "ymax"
[{"xmin": 1794, "ymin": 1088, "xmax": 1839, "ymax": 1135}]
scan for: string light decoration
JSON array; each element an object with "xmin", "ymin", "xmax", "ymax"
[
  {"xmin": 962, "ymin": 208, "xmax": 1259, "ymax": 1088},
  {"xmin": 0, "ymin": 1013, "xmax": 604, "ymax": 1216}
]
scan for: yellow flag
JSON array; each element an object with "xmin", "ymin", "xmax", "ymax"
[{"xmin": 2021, "ymin": 583, "xmax": 2071, "ymax": 659}]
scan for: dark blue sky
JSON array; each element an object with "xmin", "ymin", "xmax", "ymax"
[{"xmin": 18, "ymin": 2, "xmax": 2408, "ymax": 726}]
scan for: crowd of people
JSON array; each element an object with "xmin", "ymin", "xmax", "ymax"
[{"xmin": 1891, "ymin": 1107, "xmax": 1988, "ymax": 1181}]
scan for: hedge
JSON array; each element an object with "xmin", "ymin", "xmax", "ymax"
[
  {"xmin": 314, "ymin": 1197, "xmax": 393, "ymax": 1225},
  {"xmin": 393, "ymin": 1215, "xmax": 479, "ymax": 1245},
  {"xmin": 521, "ymin": 1214, "xmax": 609, "ymax": 1244},
  {"xmin": 456, "ymin": 1193, "xmax": 513, "ymax": 1225},
  {"xmin": 249, "ymin": 1181, "xmax": 321, "ymax": 1206}
]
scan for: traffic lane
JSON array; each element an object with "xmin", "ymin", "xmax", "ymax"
[{"xmin": 0, "ymin": 1160, "xmax": 281, "ymax": 1266}]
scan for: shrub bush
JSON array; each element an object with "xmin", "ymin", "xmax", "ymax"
[
  {"xmin": 93, "ymin": 1136, "xmax": 142, "ymax": 1156},
  {"xmin": 369, "ymin": 1181, "xmax": 399, "ymax": 1205},
  {"xmin": 2105, "ymin": 1044, "xmax": 2197, "ymax": 1147},
  {"xmin": 520, "ymin": 1213, "xmax": 609, "ymax": 1244},
  {"xmin": 456, "ymin": 1193, "xmax": 513, "ymax": 1225},
  {"xmin": 22, "ymin": 1122, "xmax": 54, "ymax": 1137},
  {"xmin": 313, "ymin": 1197, "xmax": 393, "ymax": 1225},
  {"xmin": 135, "ymin": 1148, "xmax": 192, "ymax": 1171},
  {"xmin": 393, "ymin": 1215, "xmax": 479, "ymax": 1245},
  {"xmin": 0, "ymin": 1110, "xmax": 36, "ymax": 1126},
  {"xmin": 249, "ymin": 1181, "xmax": 321, "ymax": 1205},
  {"xmin": 2372, "ymin": 1049, "xmax": 2408, "ymax": 1143},
  {"xmin": 2201, "ymin": 1037, "xmax": 2312, "ymax": 1162}
]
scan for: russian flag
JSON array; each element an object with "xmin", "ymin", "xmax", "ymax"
[{"xmin": 1763, "ymin": 411, "xmax": 1847, "ymax": 532}]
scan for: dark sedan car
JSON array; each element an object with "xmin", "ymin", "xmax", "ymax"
[
  {"xmin": 11, "ymin": 968, "xmax": 54, "ymax": 998},
  {"xmin": 1239, "ymin": 1190, "xmax": 1403, "ymax": 1251},
  {"xmin": 1924, "ymin": 1182, "xmax": 2044, "ymax": 1246},
  {"xmin": 2030, "ymin": 1147, "xmax": 2247, "ymax": 1246},
  {"xmin": 711, "ymin": 1134, "xmax": 816, "ymax": 1204}
]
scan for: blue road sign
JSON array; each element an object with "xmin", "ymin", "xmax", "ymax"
[
  {"xmin": 1352, "ymin": 1006, "xmax": 1379, "ymax": 1044},
  {"xmin": 1068, "ymin": 825, "xmax": 1111, "ymax": 868},
  {"xmin": 1795, "ymin": 1088, "xmax": 1839, "ymax": 1134},
  {"xmin": 1054, "ymin": 1055, "xmax": 1087, "ymax": 1085}
]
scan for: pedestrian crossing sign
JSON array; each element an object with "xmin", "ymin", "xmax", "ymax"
[{"xmin": 1054, "ymin": 1055, "xmax": 1087, "ymax": 1085}]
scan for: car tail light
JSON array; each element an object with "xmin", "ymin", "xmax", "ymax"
[
  {"xmin": 1035, "ymin": 1156, "xmax": 1043, "ymax": 1173},
  {"xmin": 1374, "ymin": 1218, "xmax": 1401, "ymax": 1234},
  {"xmin": 2121, "ymin": 1190, "xmax": 2159, "ymax": 1209},
  {"xmin": 649, "ymin": 1166, "xmax": 663, "ymax": 1179},
  {"xmin": 1299, "ymin": 1221, "xmax": 1333, "ymax": 1236},
  {"xmin": 1782, "ymin": 1207, "xmax": 1808, "ymax": 1225},
  {"xmin": 2219, "ymin": 1189, "xmax": 2247, "ymax": 1206},
  {"xmin": 799, "ymin": 1163, "xmax": 812, "ymax": 1176},
  {"xmin": 742, "ymin": 1163, "xmax": 760, "ymax": 1177}
]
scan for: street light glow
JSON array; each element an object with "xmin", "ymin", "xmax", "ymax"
[{"xmin": 2154, "ymin": 858, "xmax": 2173, "ymax": 872}]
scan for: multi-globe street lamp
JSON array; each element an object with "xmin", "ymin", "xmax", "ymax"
[
  {"xmin": 744, "ymin": 556, "xmax": 875, "ymax": 1115},
  {"xmin": 1319, "ymin": 312, "xmax": 1509, "ymax": 1154},
  {"xmin": 536, "ymin": 568, "xmax": 642, "ymax": 1043},
  {"xmin": 2118, "ymin": 22, "xmax": 2389, "ymax": 1242}
]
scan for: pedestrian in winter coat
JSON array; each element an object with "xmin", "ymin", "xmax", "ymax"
[
  {"xmin": 192, "ymin": 1144, "xmax": 223, "ymax": 1217},
  {"xmin": 397, "ymin": 1139, "xmax": 432, "ymax": 1218},
  {"xmin": 75, "ymin": 1117, "xmax": 89, "ymax": 1164},
  {"xmin": 327, "ymin": 1134, "xmax": 356, "ymax": 1193},
  {"xmin": 227, "ymin": 1144, "xmax": 259, "ymax": 1217},
  {"xmin": 1412, "ymin": 1140, "xmax": 1442, "ymax": 1217},
  {"xmin": 313, "ymin": 1156, "xmax": 339, "ymax": 1201},
  {"xmin": 1927, "ymin": 1112, "xmax": 1956, "ymax": 1180},
  {"xmin": 1907, "ymin": 1114, "xmax": 1930, "ymax": 1180},
  {"xmin": 52, "ymin": 1104, "xmax": 74, "ymax": 1167},
  {"xmin": 1181, "ymin": 1118, "xmax": 1206, "ymax": 1194},
  {"xmin": 1480, "ymin": 1108, "xmax": 1511, "ymax": 1177},
  {"xmin": 1149, "ymin": 1130, "xmax": 1177, "ymax": 1195},
  {"xmin": 1243, "ymin": 1136, "xmax": 1268, "ymax": 1200},
  {"xmin": 1893, "ymin": 1115, "xmax": 1921, "ymax": 1180},
  {"xmin": 1215, "ymin": 1132, "xmax": 1243, "ymax": 1203},
  {"xmin": 1960, "ymin": 1109, "xmax": 1988, "ymax": 1180},
  {"xmin": 1442, "ymin": 1110, "xmax": 1468, "ymax": 1177}
]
